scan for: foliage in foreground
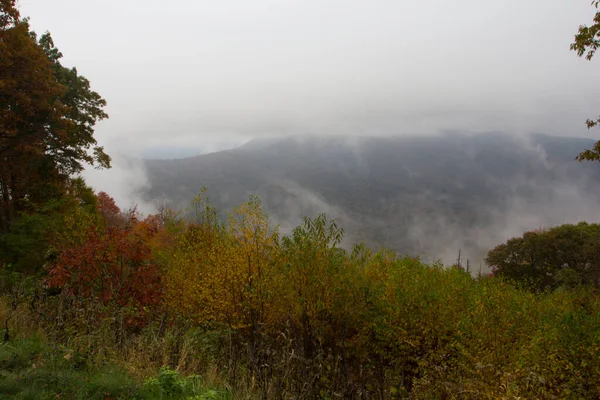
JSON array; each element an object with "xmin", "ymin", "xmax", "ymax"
[
  {"xmin": 1, "ymin": 190, "xmax": 599, "ymax": 399},
  {"xmin": 0, "ymin": 335, "xmax": 232, "ymax": 399}
]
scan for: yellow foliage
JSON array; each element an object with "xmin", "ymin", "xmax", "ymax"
[{"xmin": 164, "ymin": 195, "xmax": 280, "ymax": 330}]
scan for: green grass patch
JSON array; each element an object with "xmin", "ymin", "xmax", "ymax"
[{"xmin": 0, "ymin": 336, "xmax": 233, "ymax": 399}]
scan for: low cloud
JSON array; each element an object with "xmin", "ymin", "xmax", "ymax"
[
  {"xmin": 82, "ymin": 154, "xmax": 156, "ymax": 215},
  {"xmin": 20, "ymin": 0, "xmax": 600, "ymax": 158}
]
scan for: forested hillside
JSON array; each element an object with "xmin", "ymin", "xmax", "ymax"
[{"xmin": 144, "ymin": 133, "xmax": 600, "ymax": 265}]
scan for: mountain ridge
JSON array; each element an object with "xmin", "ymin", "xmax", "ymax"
[{"xmin": 142, "ymin": 132, "xmax": 600, "ymax": 266}]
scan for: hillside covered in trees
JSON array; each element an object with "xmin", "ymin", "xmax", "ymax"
[
  {"xmin": 2, "ymin": 0, "xmax": 600, "ymax": 398},
  {"xmin": 144, "ymin": 133, "xmax": 600, "ymax": 266}
]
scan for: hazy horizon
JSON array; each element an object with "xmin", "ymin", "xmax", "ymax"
[
  {"xmin": 16, "ymin": 0, "xmax": 600, "ymax": 266},
  {"xmin": 18, "ymin": 0, "xmax": 600, "ymax": 160}
]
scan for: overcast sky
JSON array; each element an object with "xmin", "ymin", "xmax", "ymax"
[{"xmin": 18, "ymin": 0, "xmax": 600, "ymax": 158}]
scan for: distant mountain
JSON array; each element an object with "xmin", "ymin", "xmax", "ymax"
[{"xmin": 142, "ymin": 132, "xmax": 600, "ymax": 267}]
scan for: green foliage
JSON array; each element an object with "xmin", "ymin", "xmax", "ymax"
[
  {"xmin": 144, "ymin": 367, "xmax": 186, "ymax": 397},
  {"xmin": 0, "ymin": 336, "xmax": 140, "ymax": 399},
  {"xmin": 486, "ymin": 222, "xmax": 600, "ymax": 291},
  {"xmin": 0, "ymin": 335, "xmax": 234, "ymax": 399},
  {"xmin": 572, "ymin": 1, "xmax": 600, "ymax": 61},
  {"xmin": 0, "ymin": 176, "xmax": 99, "ymax": 283},
  {"xmin": 0, "ymin": 199, "xmax": 69, "ymax": 275},
  {"xmin": 142, "ymin": 367, "xmax": 232, "ymax": 399}
]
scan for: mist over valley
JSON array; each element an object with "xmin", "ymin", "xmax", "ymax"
[{"xmin": 135, "ymin": 132, "xmax": 600, "ymax": 269}]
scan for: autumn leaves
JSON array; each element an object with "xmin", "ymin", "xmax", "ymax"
[{"xmin": 19, "ymin": 189, "xmax": 600, "ymax": 397}]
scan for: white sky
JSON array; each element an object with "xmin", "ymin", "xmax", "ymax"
[{"xmin": 18, "ymin": 0, "xmax": 600, "ymax": 158}]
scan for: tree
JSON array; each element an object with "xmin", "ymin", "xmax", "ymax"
[
  {"xmin": 571, "ymin": 1, "xmax": 600, "ymax": 161},
  {"xmin": 278, "ymin": 214, "xmax": 347, "ymax": 358},
  {"xmin": 485, "ymin": 222, "xmax": 600, "ymax": 290},
  {"xmin": 0, "ymin": 2, "xmax": 109, "ymax": 232}
]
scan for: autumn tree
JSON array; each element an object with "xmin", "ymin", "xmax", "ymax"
[
  {"xmin": 278, "ymin": 214, "xmax": 348, "ymax": 358},
  {"xmin": 47, "ymin": 193, "xmax": 163, "ymax": 327},
  {"xmin": 224, "ymin": 197, "xmax": 279, "ymax": 338},
  {"xmin": 163, "ymin": 194, "xmax": 281, "ymax": 333},
  {"xmin": 0, "ymin": 1, "xmax": 109, "ymax": 232}
]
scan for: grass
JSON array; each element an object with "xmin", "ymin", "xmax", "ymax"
[{"xmin": 0, "ymin": 336, "xmax": 234, "ymax": 399}]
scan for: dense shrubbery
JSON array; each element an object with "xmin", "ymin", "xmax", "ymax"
[{"xmin": 2, "ymin": 190, "xmax": 600, "ymax": 398}]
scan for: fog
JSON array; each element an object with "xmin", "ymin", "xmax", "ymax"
[
  {"xmin": 19, "ymin": 0, "xmax": 600, "ymax": 157},
  {"xmin": 82, "ymin": 154, "xmax": 155, "ymax": 215},
  {"xmin": 16, "ymin": 0, "xmax": 600, "ymax": 266},
  {"xmin": 131, "ymin": 131, "xmax": 600, "ymax": 272},
  {"xmin": 405, "ymin": 181, "xmax": 600, "ymax": 270}
]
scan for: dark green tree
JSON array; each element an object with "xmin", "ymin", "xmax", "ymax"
[{"xmin": 486, "ymin": 222, "xmax": 600, "ymax": 290}]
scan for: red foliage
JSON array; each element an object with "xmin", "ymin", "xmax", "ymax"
[
  {"xmin": 96, "ymin": 191, "xmax": 124, "ymax": 226},
  {"xmin": 47, "ymin": 222, "xmax": 163, "ymax": 325}
]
